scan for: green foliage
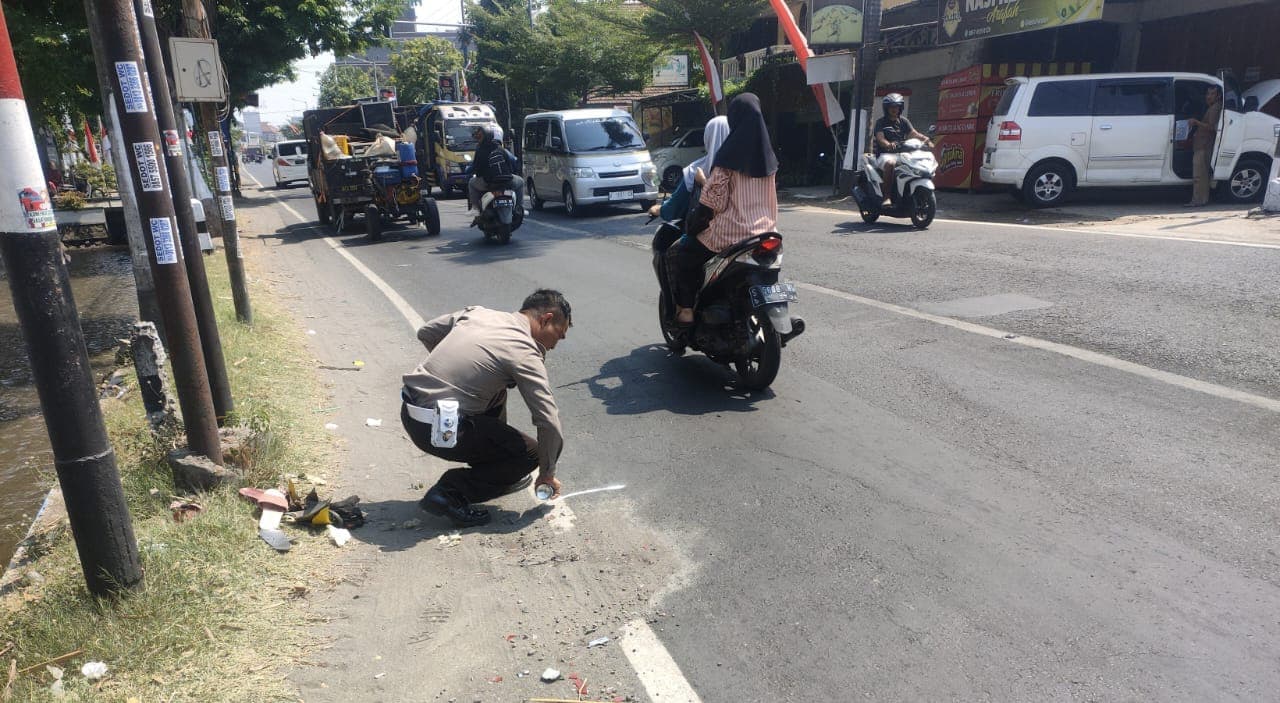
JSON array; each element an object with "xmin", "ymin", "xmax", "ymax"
[
  {"xmin": 2, "ymin": 0, "xmax": 100, "ymax": 130},
  {"xmin": 389, "ymin": 37, "xmax": 464, "ymax": 104},
  {"xmin": 70, "ymin": 160, "xmax": 118, "ymax": 193},
  {"xmin": 467, "ymin": 0, "xmax": 660, "ymax": 121},
  {"xmin": 634, "ymin": 0, "xmax": 769, "ymax": 59},
  {"xmin": 53, "ymin": 191, "xmax": 87, "ymax": 210},
  {"xmin": 317, "ymin": 64, "xmax": 377, "ymax": 107}
]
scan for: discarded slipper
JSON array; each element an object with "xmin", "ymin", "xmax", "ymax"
[
  {"xmin": 238, "ymin": 487, "xmax": 267, "ymax": 504},
  {"xmin": 259, "ymin": 507, "xmax": 284, "ymax": 531},
  {"xmin": 259, "ymin": 488, "xmax": 289, "ymax": 512},
  {"xmin": 258, "ymin": 527, "xmax": 292, "ymax": 552}
]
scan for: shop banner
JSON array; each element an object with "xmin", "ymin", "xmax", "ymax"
[{"xmin": 939, "ymin": 0, "xmax": 1105, "ymax": 45}]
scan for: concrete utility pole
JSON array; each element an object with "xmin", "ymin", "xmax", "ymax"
[
  {"xmin": 851, "ymin": 0, "xmax": 884, "ymax": 164},
  {"xmin": 0, "ymin": 4, "xmax": 143, "ymax": 596},
  {"xmin": 134, "ymin": 0, "xmax": 233, "ymax": 423},
  {"xmin": 181, "ymin": 0, "xmax": 252, "ymax": 324},
  {"xmin": 85, "ymin": 0, "xmax": 222, "ymax": 464}
]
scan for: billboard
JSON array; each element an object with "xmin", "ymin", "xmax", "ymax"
[
  {"xmin": 808, "ymin": 0, "xmax": 866, "ymax": 49},
  {"xmin": 653, "ymin": 55, "xmax": 689, "ymax": 88},
  {"xmin": 938, "ymin": 0, "xmax": 1105, "ymax": 45}
]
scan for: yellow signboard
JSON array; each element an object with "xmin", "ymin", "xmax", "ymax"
[{"xmin": 939, "ymin": 0, "xmax": 1105, "ymax": 45}]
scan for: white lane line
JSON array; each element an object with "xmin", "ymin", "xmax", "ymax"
[
  {"xmin": 242, "ymin": 171, "xmax": 425, "ymax": 329},
  {"xmin": 795, "ymin": 281, "xmax": 1280, "ymax": 414},
  {"xmin": 247, "ymin": 174, "xmax": 705, "ymax": 700},
  {"xmin": 789, "ymin": 203, "xmax": 1280, "ymax": 250},
  {"xmin": 621, "ymin": 620, "xmax": 705, "ymax": 703}
]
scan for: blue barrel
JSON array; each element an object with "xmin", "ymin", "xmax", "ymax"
[{"xmin": 397, "ymin": 142, "xmax": 418, "ymax": 179}]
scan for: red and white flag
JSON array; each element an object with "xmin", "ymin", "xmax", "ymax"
[
  {"xmin": 84, "ymin": 117, "xmax": 99, "ymax": 163},
  {"xmin": 693, "ymin": 32, "xmax": 723, "ymax": 106},
  {"xmin": 767, "ymin": 0, "xmax": 844, "ymax": 127}
]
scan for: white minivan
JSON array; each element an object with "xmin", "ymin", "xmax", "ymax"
[
  {"xmin": 980, "ymin": 72, "xmax": 1280, "ymax": 207},
  {"xmin": 272, "ymin": 139, "xmax": 309, "ymax": 188},
  {"xmin": 522, "ymin": 109, "xmax": 660, "ymax": 216}
]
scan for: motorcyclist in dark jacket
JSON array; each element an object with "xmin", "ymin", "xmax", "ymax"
[{"xmin": 468, "ymin": 124, "xmax": 524, "ymax": 213}]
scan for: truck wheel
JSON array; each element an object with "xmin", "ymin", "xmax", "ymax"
[
  {"xmin": 365, "ymin": 205, "xmax": 382, "ymax": 241},
  {"xmin": 529, "ymin": 180, "xmax": 544, "ymax": 210},
  {"xmin": 422, "ymin": 199, "xmax": 441, "ymax": 236},
  {"xmin": 316, "ymin": 195, "xmax": 330, "ymax": 225}
]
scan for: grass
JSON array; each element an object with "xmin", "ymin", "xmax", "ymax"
[{"xmin": 1, "ymin": 247, "xmax": 336, "ymax": 702}]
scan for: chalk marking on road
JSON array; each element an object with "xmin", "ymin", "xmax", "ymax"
[
  {"xmin": 242, "ymin": 170, "xmax": 426, "ymax": 329},
  {"xmin": 621, "ymin": 619, "xmax": 705, "ymax": 703},
  {"xmin": 790, "ymin": 203, "xmax": 1280, "ymax": 250},
  {"xmin": 247, "ymin": 173, "xmax": 706, "ymax": 701},
  {"xmin": 795, "ymin": 281, "xmax": 1280, "ymax": 414}
]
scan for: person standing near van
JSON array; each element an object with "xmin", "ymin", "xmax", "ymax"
[{"xmin": 1186, "ymin": 85, "xmax": 1222, "ymax": 207}]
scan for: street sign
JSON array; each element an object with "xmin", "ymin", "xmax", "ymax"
[
  {"xmin": 806, "ymin": 51, "xmax": 854, "ymax": 85},
  {"xmin": 438, "ymin": 74, "xmax": 457, "ymax": 102},
  {"xmin": 168, "ymin": 38, "xmax": 227, "ymax": 102},
  {"xmin": 938, "ymin": 0, "xmax": 1105, "ymax": 45}
]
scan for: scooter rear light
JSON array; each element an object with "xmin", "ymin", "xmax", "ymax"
[
  {"xmin": 754, "ymin": 235, "xmax": 782, "ymax": 257},
  {"xmin": 998, "ymin": 121, "xmax": 1022, "ymax": 141}
]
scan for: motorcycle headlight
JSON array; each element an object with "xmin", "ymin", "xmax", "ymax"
[{"xmin": 569, "ymin": 167, "xmax": 595, "ymax": 179}]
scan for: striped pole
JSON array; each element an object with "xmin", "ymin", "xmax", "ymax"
[{"xmin": 0, "ymin": 3, "xmax": 142, "ymax": 596}]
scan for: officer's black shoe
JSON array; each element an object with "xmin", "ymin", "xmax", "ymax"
[{"xmin": 419, "ymin": 486, "xmax": 491, "ymax": 527}]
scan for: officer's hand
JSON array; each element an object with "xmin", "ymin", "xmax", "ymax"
[
  {"xmin": 694, "ymin": 167, "xmax": 707, "ymax": 186},
  {"xmin": 535, "ymin": 473, "xmax": 562, "ymax": 499},
  {"xmin": 647, "ymin": 203, "xmax": 661, "ymax": 218}
]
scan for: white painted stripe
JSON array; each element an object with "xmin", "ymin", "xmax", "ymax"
[
  {"xmin": 795, "ymin": 281, "xmax": 1280, "ymax": 414},
  {"xmin": 788, "ymin": 203, "xmax": 1280, "ymax": 250},
  {"xmin": 0, "ymin": 98, "xmax": 58, "ymax": 233},
  {"xmin": 621, "ymin": 619, "xmax": 705, "ymax": 703},
  {"xmin": 241, "ymin": 170, "xmax": 425, "ymax": 329}
]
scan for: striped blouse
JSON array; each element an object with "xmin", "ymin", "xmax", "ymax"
[{"xmin": 696, "ymin": 167, "xmax": 778, "ymax": 253}]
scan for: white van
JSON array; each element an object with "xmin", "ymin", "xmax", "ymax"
[
  {"xmin": 522, "ymin": 109, "xmax": 660, "ymax": 216},
  {"xmin": 272, "ymin": 139, "xmax": 309, "ymax": 188},
  {"xmin": 979, "ymin": 73, "xmax": 1280, "ymax": 207}
]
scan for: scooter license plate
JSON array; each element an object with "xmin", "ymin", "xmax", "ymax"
[
  {"xmin": 749, "ymin": 283, "xmax": 798, "ymax": 307},
  {"xmin": 608, "ymin": 191, "xmax": 633, "ymax": 201}
]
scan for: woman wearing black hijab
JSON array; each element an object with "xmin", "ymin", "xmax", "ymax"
[{"xmin": 668, "ymin": 93, "xmax": 779, "ymax": 325}]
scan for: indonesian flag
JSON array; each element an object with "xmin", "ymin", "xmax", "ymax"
[
  {"xmin": 693, "ymin": 32, "xmax": 723, "ymax": 106},
  {"xmin": 767, "ymin": 0, "xmax": 844, "ymax": 127},
  {"xmin": 84, "ymin": 117, "xmax": 99, "ymax": 163}
]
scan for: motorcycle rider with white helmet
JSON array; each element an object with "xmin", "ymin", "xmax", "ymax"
[{"xmin": 873, "ymin": 93, "xmax": 931, "ymax": 204}]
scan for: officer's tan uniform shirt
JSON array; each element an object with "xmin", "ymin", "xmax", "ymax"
[{"xmin": 402, "ymin": 307, "xmax": 563, "ymax": 474}]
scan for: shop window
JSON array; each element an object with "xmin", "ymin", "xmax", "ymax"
[
  {"xmin": 1027, "ymin": 80, "xmax": 1094, "ymax": 117},
  {"xmin": 1093, "ymin": 81, "xmax": 1171, "ymax": 116}
]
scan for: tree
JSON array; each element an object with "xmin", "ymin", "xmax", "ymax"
[
  {"xmin": 635, "ymin": 0, "xmax": 769, "ymax": 112},
  {"xmin": 388, "ymin": 37, "xmax": 464, "ymax": 104},
  {"xmin": 468, "ymin": 0, "xmax": 659, "ymax": 119},
  {"xmin": 317, "ymin": 64, "xmax": 376, "ymax": 107}
]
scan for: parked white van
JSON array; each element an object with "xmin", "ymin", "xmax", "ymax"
[
  {"xmin": 522, "ymin": 109, "xmax": 660, "ymax": 216},
  {"xmin": 979, "ymin": 73, "xmax": 1280, "ymax": 207}
]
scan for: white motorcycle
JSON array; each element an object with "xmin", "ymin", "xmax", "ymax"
[{"xmin": 852, "ymin": 137, "xmax": 938, "ymax": 230}]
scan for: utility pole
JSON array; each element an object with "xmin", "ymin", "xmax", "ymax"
[
  {"xmin": 181, "ymin": 0, "xmax": 252, "ymax": 324},
  {"xmin": 84, "ymin": 0, "xmax": 222, "ymax": 464},
  {"xmin": 135, "ymin": 0, "xmax": 233, "ymax": 423},
  {"xmin": 850, "ymin": 0, "xmax": 883, "ymax": 171},
  {"xmin": 0, "ymin": 3, "xmax": 143, "ymax": 596}
]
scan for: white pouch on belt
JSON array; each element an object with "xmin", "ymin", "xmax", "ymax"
[{"xmin": 431, "ymin": 399, "xmax": 460, "ymax": 448}]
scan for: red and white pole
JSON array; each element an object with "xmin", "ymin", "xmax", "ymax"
[{"xmin": 0, "ymin": 4, "xmax": 143, "ymax": 596}]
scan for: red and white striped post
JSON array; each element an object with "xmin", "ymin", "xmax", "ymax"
[{"xmin": 0, "ymin": 4, "xmax": 142, "ymax": 596}]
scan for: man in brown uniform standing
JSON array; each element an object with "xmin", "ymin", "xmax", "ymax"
[
  {"xmin": 401, "ymin": 290, "xmax": 571, "ymax": 526},
  {"xmin": 1187, "ymin": 85, "xmax": 1222, "ymax": 207}
]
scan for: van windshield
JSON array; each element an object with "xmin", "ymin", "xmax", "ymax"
[
  {"xmin": 443, "ymin": 120, "xmax": 493, "ymax": 151},
  {"xmin": 564, "ymin": 117, "xmax": 644, "ymax": 152}
]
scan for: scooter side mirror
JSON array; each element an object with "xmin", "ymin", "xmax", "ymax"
[{"xmin": 927, "ymin": 124, "xmax": 937, "ymax": 134}]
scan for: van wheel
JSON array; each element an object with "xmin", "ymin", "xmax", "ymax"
[
  {"xmin": 1022, "ymin": 162, "xmax": 1073, "ymax": 207},
  {"xmin": 563, "ymin": 184, "xmax": 582, "ymax": 217},
  {"xmin": 1223, "ymin": 158, "xmax": 1268, "ymax": 203},
  {"xmin": 529, "ymin": 180, "xmax": 544, "ymax": 210}
]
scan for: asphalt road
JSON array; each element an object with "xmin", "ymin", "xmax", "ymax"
[{"xmin": 242, "ymin": 161, "xmax": 1280, "ymax": 701}]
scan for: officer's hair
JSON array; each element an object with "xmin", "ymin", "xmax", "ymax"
[{"xmin": 521, "ymin": 289, "xmax": 572, "ymax": 326}]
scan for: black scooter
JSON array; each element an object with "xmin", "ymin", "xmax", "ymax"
[{"xmin": 650, "ymin": 217, "xmax": 804, "ymax": 390}]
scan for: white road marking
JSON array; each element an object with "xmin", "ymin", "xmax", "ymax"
[
  {"xmin": 246, "ymin": 173, "xmax": 705, "ymax": 700},
  {"xmin": 789, "ymin": 203, "xmax": 1280, "ymax": 250},
  {"xmin": 795, "ymin": 281, "xmax": 1280, "ymax": 414},
  {"xmin": 242, "ymin": 170, "xmax": 425, "ymax": 329},
  {"xmin": 621, "ymin": 620, "xmax": 705, "ymax": 703}
]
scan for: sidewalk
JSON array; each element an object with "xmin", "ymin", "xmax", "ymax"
[{"xmin": 780, "ymin": 185, "xmax": 1280, "ymax": 246}]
